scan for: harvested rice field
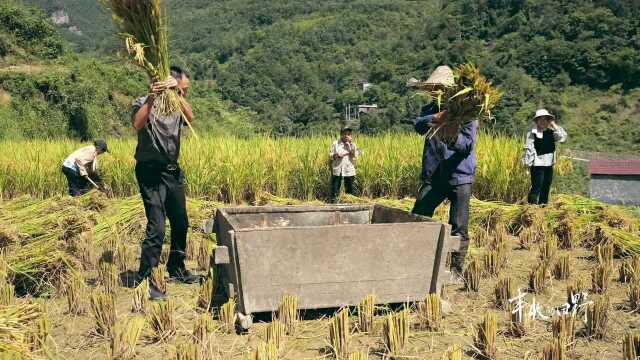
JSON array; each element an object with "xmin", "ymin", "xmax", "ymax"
[{"xmin": 1, "ymin": 192, "xmax": 639, "ymax": 359}]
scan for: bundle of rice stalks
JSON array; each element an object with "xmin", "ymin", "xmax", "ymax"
[
  {"xmin": 475, "ymin": 312, "xmax": 497, "ymax": 359},
  {"xmin": 629, "ymin": 280, "xmax": 640, "ymax": 311},
  {"xmin": 277, "ymin": 294, "xmax": 298, "ymax": 335},
  {"xmin": 102, "ymin": 0, "xmax": 193, "ymax": 128},
  {"xmin": 542, "ymin": 336, "xmax": 566, "ymax": 360},
  {"xmin": 554, "ymin": 214, "xmax": 577, "ymax": 250},
  {"xmin": 0, "ymin": 280, "xmax": 14, "ymax": 306},
  {"xmin": 599, "ymin": 206, "xmax": 637, "ymax": 232},
  {"xmin": 382, "ymin": 309, "xmax": 409, "ymax": 358},
  {"xmin": 64, "ymin": 272, "xmax": 86, "ymax": 315},
  {"xmin": 266, "ymin": 320, "xmax": 286, "ymax": 350},
  {"xmin": 219, "ymin": 297, "xmax": 236, "ymax": 334},
  {"xmin": 619, "ymin": 256, "xmax": 639, "ymax": 283},
  {"xmin": 0, "ymin": 302, "xmax": 41, "ymax": 355},
  {"xmin": 357, "ymin": 294, "xmax": 375, "ymax": 333},
  {"xmin": 414, "ymin": 64, "xmax": 501, "ymax": 141},
  {"xmin": 506, "ymin": 302, "xmax": 528, "ymax": 338},
  {"xmin": 552, "ymin": 314, "xmax": 576, "ymax": 348},
  {"xmin": 511, "ymin": 205, "xmax": 546, "ymax": 236},
  {"xmin": 148, "ymin": 299, "xmax": 176, "ymax": 342},
  {"xmin": 329, "ymin": 308, "xmax": 350, "ymax": 359},
  {"xmin": 168, "ymin": 342, "xmax": 202, "ymax": 360},
  {"xmin": 463, "ymin": 257, "xmax": 481, "ymax": 292},
  {"xmin": 197, "ymin": 239, "xmax": 211, "ymax": 272},
  {"xmin": 591, "ymin": 263, "xmax": 611, "ymax": 294},
  {"xmin": 586, "ymin": 296, "xmax": 609, "ymax": 339},
  {"xmin": 111, "ymin": 316, "xmax": 145, "ymax": 360},
  {"xmin": 349, "ymin": 351, "xmax": 369, "ymax": 360},
  {"xmin": 494, "ymin": 276, "xmax": 515, "ymax": 309},
  {"xmin": 418, "ymin": 293, "xmax": 442, "ymax": 331},
  {"xmin": 251, "ymin": 341, "xmax": 279, "ymax": 360},
  {"xmin": 99, "ymin": 262, "xmax": 120, "ymax": 294},
  {"xmin": 553, "ymin": 254, "xmax": 572, "ymax": 280},
  {"xmin": 196, "ymin": 276, "xmax": 214, "ymax": 311},
  {"xmin": 539, "ymin": 236, "xmax": 558, "ymax": 264},
  {"xmin": 193, "ymin": 313, "xmax": 215, "ymax": 344},
  {"xmin": 483, "ymin": 249, "xmax": 506, "ymax": 277},
  {"xmin": 623, "ymin": 332, "xmax": 640, "ymax": 360},
  {"xmin": 132, "ymin": 279, "xmax": 150, "ymax": 314},
  {"xmin": 90, "ymin": 291, "xmax": 116, "ymax": 338},
  {"xmin": 529, "ymin": 261, "xmax": 549, "ymax": 294},
  {"xmin": 441, "ymin": 345, "xmax": 463, "ymax": 360},
  {"xmin": 594, "ymin": 243, "xmax": 614, "ymax": 269},
  {"xmin": 151, "ymin": 267, "xmax": 167, "ymax": 294}
]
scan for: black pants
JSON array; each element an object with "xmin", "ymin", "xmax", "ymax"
[
  {"xmin": 62, "ymin": 166, "xmax": 93, "ymax": 197},
  {"xmin": 528, "ymin": 166, "xmax": 554, "ymax": 205},
  {"xmin": 331, "ymin": 175, "xmax": 355, "ymax": 201},
  {"xmin": 412, "ymin": 181, "xmax": 471, "ymax": 272},
  {"xmin": 135, "ymin": 162, "xmax": 189, "ymax": 278}
]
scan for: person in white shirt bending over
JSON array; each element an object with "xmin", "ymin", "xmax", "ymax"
[
  {"xmin": 329, "ymin": 127, "xmax": 360, "ymax": 203},
  {"xmin": 523, "ymin": 109, "xmax": 568, "ymax": 205}
]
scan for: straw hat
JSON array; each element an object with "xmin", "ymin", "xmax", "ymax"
[
  {"xmin": 424, "ymin": 65, "xmax": 454, "ymax": 87},
  {"xmin": 532, "ymin": 109, "xmax": 556, "ymax": 122}
]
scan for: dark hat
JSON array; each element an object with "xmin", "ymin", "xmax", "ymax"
[
  {"xmin": 94, "ymin": 139, "xmax": 109, "ymax": 153},
  {"xmin": 340, "ymin": 126, "xmax": 353, "ymax": 134}
]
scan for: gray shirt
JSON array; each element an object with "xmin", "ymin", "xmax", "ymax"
[{"xmin": 132, "ymin": 96, "xmax": 184, "ymax": 164}]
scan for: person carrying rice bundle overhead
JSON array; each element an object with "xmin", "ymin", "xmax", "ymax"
[
  {"xmin": 523, "ymin": 109, "xmax": 567, "ymax": 205},
  {"xmin": 102, "ymin": 0, "xmax": 198, "ymax": 300},
  {"xmin": 410, "ymin": 64, "xmax": 500, "ymax": 276}
]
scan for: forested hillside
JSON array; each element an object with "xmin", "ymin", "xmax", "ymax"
[{"xmin": 8, "ymin": 0, "xmax": 640, "ymax": 152}]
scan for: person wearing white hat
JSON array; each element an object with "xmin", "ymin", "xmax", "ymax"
[{"xmin": 523, "ymin": 109, "xmax": 568, "ymax": 204}]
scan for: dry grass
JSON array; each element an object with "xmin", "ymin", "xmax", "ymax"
[
  {"xmin": 507, "ymin": 302, "xmax": 528, "ymax": 338},
  {"xmin": 196, "ymin": 273, "xmax": 214, "ymax": 311},
  {"xmin": 475, "ymin": 312, "xmax": 497, "ymax": 359},
  {"xmin": 629, "ymin": 280, "xmax": 640, "ymax": 311},
  {"xmin": 349, "ymin": 351, "xmax": 369, "ymax": 360},
  {"xmin": 463, "ymin": 257, "xmax": 481, "ymax": 292},
  {"xmin": 417, "ymin": 293, "xmax": 442, "ymax": 331},
  {"xmin": 193, "ymin": 313, "xmax": 215, "ymax": 344},
  {"xmin": 357, "ymin": 294, "xmax": 375, "ymax": 333},
  {"xmin": 151, "ymin": 267, "xmax": 167, "ymax": 294},
  {"xmin": 542, "ymin": 336, "xmax": 566, "ymax": 360},
  {"xmin": 539, "ymin": 236, "xmax": 558, "ymax": 264},
  {"xmin": 251, "ymin": 341, "xmax": 279, "ymax": 360},
  {"xmin": 586, "ymin": 296, "xmax": 609, "ymax": 339},
  {"xmin": 552, "ymin": 314, "xmax": 576, "ymax": 348},
  {"xmin": 623, "ymin": 332, "xmax": 640, "ymax": 360},
  {"xmin": 63, "ymin": 272, "xmax": 86, "ymax": 315},
  {"xmin": 168, "ymin": 342, "xmax": 203, "ymax": 360},
  {"xmin": 553, "ymin": 254, "xmax": 572, "ymax": 280},
  {"xmin": 132, "ymin": 279, "xmax": 150, "ymax": 314},
  {"xmin": 266, "ymin": 319, "xmax": 286, "ymax": 350},
  {"xmin": 197, "ymin": 239, "xmax": 211, "ymax": 272},
  {"xmin": 147, "ymin": 299, "xmax": 176, "ymax": 342},
  {"xmin": 0, "ymin": 279, "xmax": 15, "ymax": 306},
  {"xmin": 99, "ymin": 262, "xmax": 120, "ymax": 294},
  {"xmin": 219, "ymin": 297, "xmax": 236, "ymax": 334},
  {"xmin": 592, "ymin": 263, "xmax": 611, "ymax": 294},
  {"xmin": 441, "ymin": 345, "xmax": 463, "ymax": 360},
  {"xmin": 595, "ymin": 243, "xmax": 614, "ymax": 269},
  {"xmin": 382, "ymin": 309, "xmax": 409, "ymax": 358},
  {"xmin": 329, "ymin": 308, "xmax": 350, "ymax": 359},
  {"xmin": 111, "ymin": 316, "xmax": 145, "ymax": 360},
  {"xmin": 529, "ymin": 261, "xmax": 550, "ymax": 294},
  {"xmin": 277, "ymin": 294, "xmax": 299, "ymax": 336},
  {"xmin": 495, "ymin": 276, "xmax": 515, "ymax": 309},
  {"xmin": 90, "ymin": 291, "xmax": 116, "ymax": 338}
]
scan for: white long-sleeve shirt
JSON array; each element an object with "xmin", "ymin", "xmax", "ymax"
[
  {"xmin": 62, "ymin": 145, "xmax": 99, "ymax": 176},
  {"xmin": 330, "ymin": 140, "xmax": 360, "ymax": 177},
  {"xmin": 523, "ymin": 126, "xmax": 567, "ymax": 167}
]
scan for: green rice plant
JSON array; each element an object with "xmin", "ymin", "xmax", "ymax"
[
  {"xmin": 266, "ymin": 320, "xmax": 286, "ymax": 351},
  {"xmin": 147, "ymin": 299, "xmax": 176, "ymax": 342},
  {"xmin": 151, "ymin": 266, "xmax": 167, "ymax": 294},
  {"xmin": 417, "ymin": 293, "xmax": 442, "ymax": 331},
  {"xmin": 90, "ymin": 291, "xmax": 116, "ymax": 338},
  {"xmin": 629, "ymin": 280, "xmax": 640, "ymax": 311},
  {"xmin": 357, "ymin": 294, "xmax": 375, "ymax": 333},
  {"xmin": 64, "ymin": 272, "xmax": 86, "ymax": 315},
  {"xmin": 475, "ymin": 312, "xmax": 497, "ymax": 359},
  {"xmin": 193, "ymin": 313, "xmax": 215, "ymax": 344},
  {"xmin": 251, "ymin": 341, "xmax": 279, "ymax": 360},
  {"xmin": 623, "ymin": 332, "xmax": 640, "ymax": 360},
  {"xmin": 592, "ymin": 263, "xmax": 611, "ymax": 294},
  {"xmin": 586, "ymin": 296, "xmax": 609, "ymax": 339},
  {"xmin": 552, "ymin": 314, "xmax": 576, "ymax": 348},
  {"xmin": 329, "ymin": 308, "xmax": 350, "ymax": 359},
  {"xmin": 196, "ymin": 274, "xmax": 214, "ymax": 311},
  {"xmin": 542, "ymin": 336, "xmax": 566, "ymax": 360},
  {"xmin": 553, "ymin": 254, "xmax": 572, "ymax": 280},
  {"xmin": 111, "ymin": 316, "xmax": 145, "ymax": 360},
  {"xmin": 463, "ymin": 257, "xmax": 481, "ymax": 292},
  {"xmin": 382, "ymin": 309, "xmax": 409, "ymax": 358},
  {"xmin": 132, "ymin": 279, "xmax": 150, "ymax": 314},
  {"xmin": 277, "ymin": 294, "xmax": 298, "ymax": 336},
  {"xmin": 441, "ymin": 345, "xmax": 463, "ymax": 360},
  {"xmin": 219, "ymin": 297, "xmax": 236, "ymax": 334},
  {"xmin": 529, "ymin": 261, "xmax": 549, "ymax": 294},
  {"xmin": 494, "ymin": 276, "xmax": 515, "ymax": 309}
]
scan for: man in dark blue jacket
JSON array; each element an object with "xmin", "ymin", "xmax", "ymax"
[{"xmin": 412, "ymin": 105, "xmax": 478, "ymax": 274}]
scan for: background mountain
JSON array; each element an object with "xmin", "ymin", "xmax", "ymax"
[{"xmin": 2, "ymin": 0, "xmax": 640, "ymax": 153}]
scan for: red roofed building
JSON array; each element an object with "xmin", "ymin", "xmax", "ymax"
[{"xmin": 588, "ymin": 160, "xmax": 640, "ymax": 206}]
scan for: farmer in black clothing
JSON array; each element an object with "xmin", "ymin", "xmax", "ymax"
[
  {"xmin": 523, "ymin": 109, "xmax": 567, "ymax": 205},
  {"xmin": 132, "ymin": 66, "xmax": 197, "ymax": 300}
]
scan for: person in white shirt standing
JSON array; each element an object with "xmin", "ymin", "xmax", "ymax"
[
  {"xmin": 330, "ymin": 127, "xmax": 360, "ymax": 203},
  {"xmin": 61, "ymin": 139, "xmax": 108, "ymax": 196},
  {"xmin": 523, "ymin": 109, "xmax": 568, "ymax": 205}
]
